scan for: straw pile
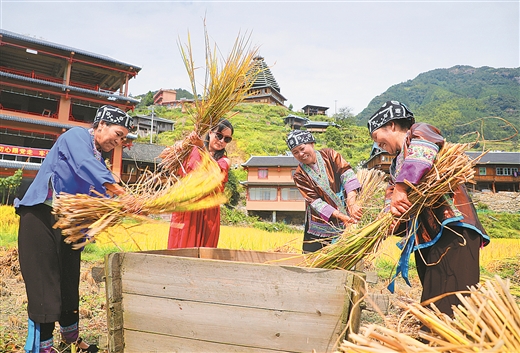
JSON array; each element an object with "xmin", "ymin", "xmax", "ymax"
[
  {"xmin": 53, "ymin": 150, "xmax": 226, "ymax": 249},
  {"xmin": 158, "ymin": 25, "xmax": 260, "ymax": 175},
  {"xmin": 304, "ymin": 143, "xmax": 483, "ymax": 269},
  {"xmin": 337, "ymin": 275, "xmax": 520, "ymax": 352}
]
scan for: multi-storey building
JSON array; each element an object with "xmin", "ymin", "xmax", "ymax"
[
  {"xmin": 241, "ymin": 155, "xmax": 305, "ymax": 224},
  {"xmin": 0, "ymin": 29, "xmax": 141, "ymax": 198}
]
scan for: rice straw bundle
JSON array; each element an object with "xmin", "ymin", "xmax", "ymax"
[
  {"xmin": 53, "ymin": 150, "xmax": 226, "ymax": 248},
  {"xmin": 304, "ymin": 143, "xmax": 483, "ymax": 269},
  {"xmin": 355, "ymin": 168, "xmax": 387, "ymax": 226},
  {"xmin": 158, "ymin": 25, "xmax": 260, "ymax": 174},
  {"xmin": 337, "ymin": 276, "xmax": 520, "ymax": 352}
]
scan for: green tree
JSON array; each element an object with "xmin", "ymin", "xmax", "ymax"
[
  {"xmin": 175, "ymin": 88, "xmax": 194, "ymax": 100},
  {"xmin": 137, "ymin": 91, "xmax": 155, "ymax": 108},
  {"xmin": 224, "ymin": 168, "xmax": 242, "ymax": 207},
  {"xmin": 333, "ymin": 107, "xmax": 356, "ymax": 128},
  {"xmin": 0, "ymin": 169, "xmax": 22, "ymax": 204}
]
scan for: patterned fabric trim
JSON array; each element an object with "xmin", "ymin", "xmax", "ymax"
[
  {"xmin": 307, "ymin": 207, "xmax": 343, "ymax": 237},
  {"xmin": 340, "ymin": 168, "xmax": 361, "ymax": 194},
  {"xmin": 310, "ymin": 199, "xmax": 335, "ymax": 221},
  {"xmin": 301, "ymin": 152, "xmax": 346, "ymax": 214},
  {"xmin": 60, "ymin": 322, "xmax": 78, "ymax": 333},
  {"xmin": 40, "ymin": 337, "xmax": 53, "ymax": 349},
  {"xmin": 395, "ymin": 139, "xmax": 439, "ymax": 184}
]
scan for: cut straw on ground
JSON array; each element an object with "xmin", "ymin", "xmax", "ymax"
[{"xmin": 337, "ymin": 276, "xmax": 520, "ymax": 352}]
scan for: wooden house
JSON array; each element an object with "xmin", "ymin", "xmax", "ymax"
[
  {"xmin": 302, "ymin": 105, "xmax": 329, "ymax": 116},
  {"xmin": 467, "ymin": 151, "xmax": 520, "ymax": 192},
  {"xmin": 121, "ymin": 143, "xmax": 166, "ymax": 184}
]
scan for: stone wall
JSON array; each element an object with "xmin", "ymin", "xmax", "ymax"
[{"xmin": 470, "ymin": 191, "xmax": 520, "ymax": 213}]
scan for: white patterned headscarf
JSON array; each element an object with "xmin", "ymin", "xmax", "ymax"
[
  {"xmin": 367, "ymin": 101, "xmax": 415, "ymax": 135},
  {"xmin": 286, "ymin": 130, "xmax": 316, "ymax": 150},
  {"xmin": 94, "ymin": 105, "xmax": 134, "ymax": 130}
]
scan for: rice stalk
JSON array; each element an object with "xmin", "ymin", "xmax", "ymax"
[
  {"xmin": 158, "ymin": 24, "xmax": 261, "ymax": 175},
  {"xmin": 337, "ymin": 276, "xmax": 520, "ymax": 352},
  {"xmin": 305, "ymin": 143, "xmax": 484, "ymax": 270},
  {"xmin": 53, "ymin": 150, "xmax": 226, "ymax": 249}
]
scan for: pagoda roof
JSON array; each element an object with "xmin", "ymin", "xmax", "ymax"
[{"xmin": 249, "ymin": 56, "xmax": 282, "ymax": 93}]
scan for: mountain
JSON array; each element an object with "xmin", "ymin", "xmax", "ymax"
[{"xmin": 355, "ymin": 66, "xmax": 519, "ymax": 145}]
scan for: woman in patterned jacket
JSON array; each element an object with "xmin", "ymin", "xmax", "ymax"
[
  {"xmin": 367, "ymin": 100, "xmax": 489, "ymax": 317},
  {"xmin": 287, "ymin": 130, "xmax": 363, "ymax": 253}
]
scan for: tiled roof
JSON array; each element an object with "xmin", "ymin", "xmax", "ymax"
[
  {"xmin": 242, "ymin": 155, "xmax": 298, "ymax": 167},
  {"xmin": 0, "ymin": 113, "xmax": 77, "ymax": 129},
  {"xmin": 466, "ymin": 151, "xmax": 520, "ymax": 165},
  {"xmin": 122, "ymin": 143, "xmax": 166, "ymax": 163},
  {"xmin": 0, "ymin": 29, "xmax": 141, "ymax": 70},
  {"xmin": 0, "ymin": 160, "xmax": 41, "ymax": 170}
]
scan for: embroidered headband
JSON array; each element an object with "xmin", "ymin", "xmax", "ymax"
[
  {"xmin": 94, "ymin": 105, "xmax": 134, "ymax": 130},
  {"xmin": 367, "ymin": 100, "xmax": 415, "ymax": 135},
  {"xmin": 286, "ymin": 130, "xmax": 316, "ymax": 150}
]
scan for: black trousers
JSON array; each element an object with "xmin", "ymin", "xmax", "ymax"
[
  {"xmin": 17, "ymin": 204, "xmax": 81, "ymax": 324},
  {"xmin": 414, "ymin": 226, "xmax": 481, "ymax": 316}
]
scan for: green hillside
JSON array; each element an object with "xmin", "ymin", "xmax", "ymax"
[
  {"xmin": 355, "ymin": 66, "xmax": 519, "ymax": 149},
  {"xmin": 136, "ymin": 104, "xmax": 373, "ymax": 168}
]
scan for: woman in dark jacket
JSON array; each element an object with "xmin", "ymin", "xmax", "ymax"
[{"xmin": 367, "ymin": 100, "xmax": 489, "ymax": 316}]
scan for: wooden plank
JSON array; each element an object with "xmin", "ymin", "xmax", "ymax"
[
  {"xmin": 344, "ymin": 272, "xmax": 366, "ymax": 338},
  {"xmin": 140, "ymin": 248, "xmax": 201, "ymax": 258},
  {"xmin": 122, "ymin": 293, "xmax": 344, "ymax": 353},
  {"xmin": 123, "ymin": 330, "xmax": 281, "ymax": 353},
  {"xmin": 105, "ymin": 253, "xmax": 124, "ymax": 353},
  {"xmin": 198, "ymin": 248, "xmax": 305, "ymax": 266},
  {"xmin": 119, "ymin": 252, "xmax": 350, "ymax": 315}
]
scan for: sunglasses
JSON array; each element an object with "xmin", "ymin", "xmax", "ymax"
[{"xmin": 214, "ymin": 131, "xmax": 233, "ymax": 143}]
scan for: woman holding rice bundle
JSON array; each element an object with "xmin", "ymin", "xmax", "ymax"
[
  {"xmin": 287, "ymin": 130, "xmax": 363, "ymax": 253},
  {"xmin": 16, "ymin": 105, "xmax": 133, "ymax": 353},
  {"xmin": 167, "ymin": 119, "xmax": 233, "ymax": 249},
  {"xmin": 367, "ymin": 100, "xmax": 490, "ymax": 317}
]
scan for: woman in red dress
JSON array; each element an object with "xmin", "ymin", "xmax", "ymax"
[{"xmin": 167, "ymin": 119, "xmax": 233, "ymax": 248}]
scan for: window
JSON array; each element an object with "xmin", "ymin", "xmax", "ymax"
[
  {"xmin": 479, "ymin": 167, "xmax": 487, "ymax": 176},
  {"xmin": 496, "ymin": 167, "xmax": 518, "ymax": 176},
  {"xmin": 258, "ymin": 168, "xmax": 268, "ymax": 179},
  {"xmin": 281, "ymin": 187, "xmax": 304, "ymax": 201},
  {"xmin": 249, "ymin": 187, "xmax": 277, "ymax": 201}
]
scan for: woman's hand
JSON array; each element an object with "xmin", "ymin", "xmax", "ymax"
[
  {"xmin": 104, "ymin": 182, "xmax": 126, "ymax": 197},
  {"xmin": 332, "ymin": 210, "xmax": 355, "ymax": 225},
  {"xmin": 346, "ymin": 192, "xmax": 363, "ymax": 222},
  {"xmin": 186, "ymin": 131, "xmax": 204, "ymax": 148},
  {"xmin": 390, "ymin": 182, "xmax": 412, "ymax": 217}
]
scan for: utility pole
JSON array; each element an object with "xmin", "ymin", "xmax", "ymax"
[{"xmin": 149, "ymin": 105, "xmax": 154, "ymax": 144}]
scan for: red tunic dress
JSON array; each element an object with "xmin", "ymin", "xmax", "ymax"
[{"xmin": 167, "ymin": 147, "xmax": 230, "ymax": 249}]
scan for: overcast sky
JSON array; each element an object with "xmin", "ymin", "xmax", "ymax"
[{"xmin": 1, "ymin": 0, "xmax": 518, "ymax": 114}]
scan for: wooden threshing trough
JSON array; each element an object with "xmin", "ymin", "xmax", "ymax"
[{"xmin": 105, "ymin": 248, "xmax": 364, "ymax": 352}]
